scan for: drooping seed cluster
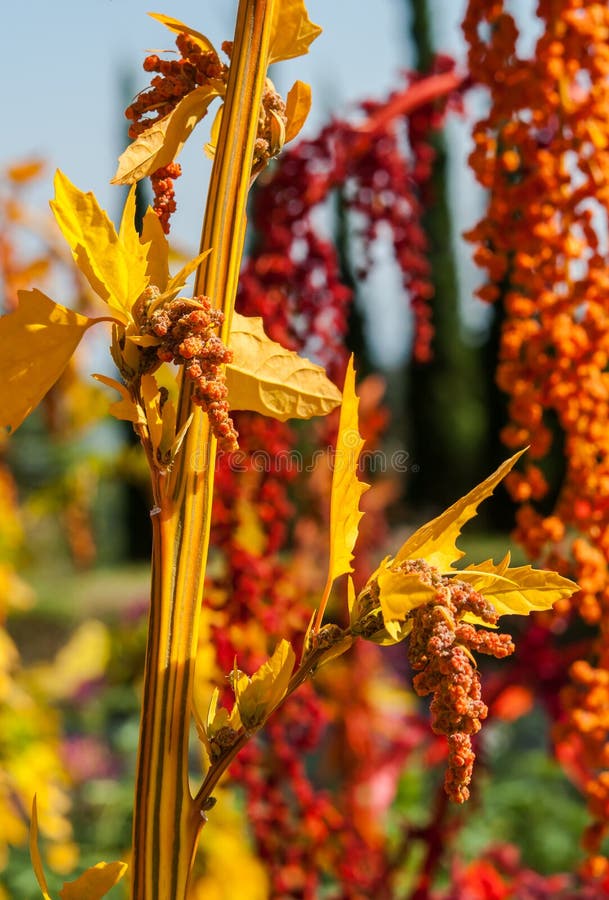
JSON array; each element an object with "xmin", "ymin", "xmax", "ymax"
[
  {"xmin": 126, "ymin": 34, "xmax": 226, "ymax": 139},
  {"xmin": 149, "ymin": 163, "xmax": 182, "ymax": 234},
  {"xmin": 144, "ymin": 295, "xmax": 238, "ymax": 451},
  {"xmin": 125, "ymin": 33, "xmax": 228, "ymax": 232},
  {"xmin": 403, "ymin": 559, "xmax": 515, "ymax": 802}
]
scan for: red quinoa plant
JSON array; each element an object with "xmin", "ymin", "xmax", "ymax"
[{"xmin": 0, "ymin": 2, "xmax": 577, "ymax": 898}]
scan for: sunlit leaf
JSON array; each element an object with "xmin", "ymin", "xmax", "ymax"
[
  {"xmin": 284, "ymin": 80, "xmax": 312, "ymax": 142},
  {"xmin": 59, "ymin": 861, "xmax": 128, "ymax": 900},
  {"xmin": 234, "ymin": 639, "xmax": 296, "ymax": 730},
  {"xmin": 92, "ymin": 374, "xmax": 143, "ymax": 424},
  {"xmin": 119, "ymin": 185, "xmax": 150, "ymax": 299},
  {"xmin": 204, "ymin": 105, "xmax": 223, "ymax": 160},
  {"xmin": 459, "ymin": 558, "xmax": 579, "ymax": 617},
  {"xmin": 0, "ymin": 290, "xmax": 99, "ymax": 433},
  {"xmin": 30, "ymin": 797, "xmax": 52, "ymax": 900},
  {"xmin": 226, "ymin": 312, "xmax": 341, "ymax": 420},
  {"xmin": 112, "ymin": 86, "xmax": 220, "ymax": 185},
  {"xmin": 165, "ymin": 248, "xmax": 213, "ymax": 297},
  {"xmin": 268, "ymin": 0, "xmax": 322, "ymax": 64},
  {"xmin": 391, "ymin": 450, "xmax": 526, "ymax": 572},
  {"xmin": 377, "ymin": 568, "xmax": 438, "ymax": 624},
  {"xmin": 326, "ymin": 356, "xmax": 370, "ymax": 583},
  {"xmin": 148, "ymin": 12, "xmax": 217, "ymax": 53},
  {"xmin": 50, "ymin": 171, "xmax": 148, "ymax": 324},
  {"xmin": 141, "ymin": 208, "xmax": 170, "ymax": 291}
]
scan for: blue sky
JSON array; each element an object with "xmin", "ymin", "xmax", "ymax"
[{"xmin": 3, "ymin": 0, "xmax": 474, "ymax": 364}]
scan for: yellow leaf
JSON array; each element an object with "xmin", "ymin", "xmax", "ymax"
[
  {"xmin": 50, "ymin": 171, "xmax": 148, "ymax": 324},
  {"xmin": 141, "ymin": 374, "xmax": 164, "ymax": 455},
  {"xmin": 148, "ymin": 12, "xmax": 217, "ymax": 54},
  {"xmin": 204, "ymin": 105, "xmax": 224, "ymax": 160},
  {"xmin": 458, "ymin": 558, "xmax": 579, "ymax": 618},
  {"xmin": 112, "ymin": 86, "xmax": 220, "ymax": 185},
  {"xmin": 268, "ymin": 0, "xmax": 322, "ymax": 64},
  {"xmin": 326, "ymin": 356, "xmax": 370, "ymax": 583},
  {"xmin": 392, "ymin": 450, "xmax": 526, "ymax": 572},
  {"xmin": 377, "ymin": 568, "xmax": 438, "ymax": 623},
  {"xmin": 30, "ymin": 797, "xmax": 53, "ymax": 900},
  {"xmin": 284, "ymin": 80, "xmax": 312, "ymax": 142},
  {"xmin": 0, "ymin": 290, "xmax": 98, "ymax": 433},
  {"xmin": 92, "ymin": 374, "xmax": 144, "ymax": 424},
  {"xmin": 226, "ymin": 312, "xmax": 341, "ymax": 420},
  {"xmin": 59, "ymin": 861, "xmax": 128, "ymax": 900},
  {"xmin": 119, "ymin": 185, "xmax": 151, "ymax": 299},
  {"xmin": 203, "ymin": 687, "xmax": 242, "ymax": 742},
  {"xmin": 234, "ymin": 639, "xmax": 296, "ymax": 730},
  {"xmin": 166, "ymin": 248, "xmax": 213, "ymax": 298},
  {"xmin": 141, "ymin": 208, "xmax": 169, "ymax": 291}
]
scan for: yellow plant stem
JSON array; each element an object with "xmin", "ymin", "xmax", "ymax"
[{"xmin": 130, "ymin": 2, "xmax": 275, "ymax": 898}]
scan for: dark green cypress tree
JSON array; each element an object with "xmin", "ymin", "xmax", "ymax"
[{"xmin": 405, "ymin": 0, "xmax": 489, "ymax": 509}]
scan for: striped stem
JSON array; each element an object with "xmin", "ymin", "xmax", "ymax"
[{"xmin": 130, "ymin": 2, "xmax": 275, "ymax": 897}]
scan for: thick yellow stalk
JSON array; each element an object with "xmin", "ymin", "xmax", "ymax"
[{"xmin": 130, "ymin": 2, "xmax": 275, "ymax": 898}]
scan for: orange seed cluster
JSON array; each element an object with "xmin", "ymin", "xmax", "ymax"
[
  {"xmin": 144, "ymin": 295, "xmax": 238, "ymax": 452},
  {"xmin": 464, "ymin": 0, "xmax": 609, "ymax": 857},
  {"xmin": 404, "ymin": 559, "xmax": 514, "ymax": 802}
]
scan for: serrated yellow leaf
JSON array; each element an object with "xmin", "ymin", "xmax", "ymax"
[
  {"xmin": 0, "ymin": 290, "xmax": 99, "ymax": 433},
  {"xmin": 268, "ymin": 0, "xmax": 322, "ymax": 64},
  {"xmin": 59, "ymin": 861, "xmax": 128, "ymax": 900},
  {"xmin": 119, "ymin": 185, "xmax": 150, "ymax": 295},
  {"xmin": 235, "ymin": 639, "xmax": 295, "ymax": 730},
  {"xmin": 458, "ymin": 560, "xmax": 578, "ymax": 617},
  {"xmin": 326, "ymin": 356, "xmax": 370, "ymax": 583},
  {"xmin": 112, "ymin": 85, "xmax": 220, "ymax": 185},
  {"xmin": 30, "ymin": 797, "xmax": 52, "ymax": 900},
  {"xmin": 284, "ymin": 80, "xmax": 312, "ymax": 142},
  {"xmin": 392, "ymin": 450, "xmax": 526, "ymax": 572},
  {"xmin": 148, "ymin": 12, "xmax": 217, "ymax": 54},
  {"xmin": 377, "ymin": 569, "xmax": 438, "ymax": 623},
  {"xmin": 92, "ymin": 374, "xmax": 144, "ymax": 424},
  {"xmin": 141, "ymin": 208, "xmax": 170, "ymax": 291},
  {"xmin": 166, "ymin": 248, "xmax": 213, "ymax": 297},
  {"xmin": 50, "ymin": 172, "xmax": 149, "ymax": 324},
  {"xmin": 226, "ymin": 312, "xmax": 341, "ymax": 420}
]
